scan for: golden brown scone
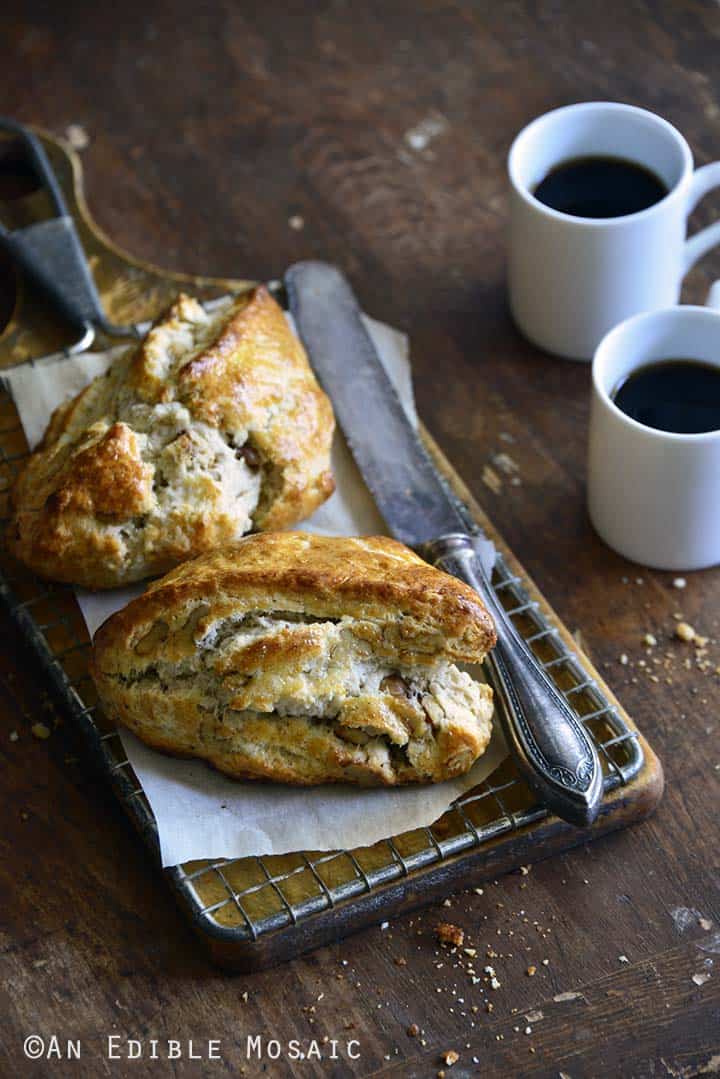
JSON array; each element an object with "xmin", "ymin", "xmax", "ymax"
[
  {"xmin": 91, "ymin": 533, "xmax": 496, "ymax": 786},
  {"xmin": 9, "ymin": 287, "xmax": 335, "ymax": 588}
]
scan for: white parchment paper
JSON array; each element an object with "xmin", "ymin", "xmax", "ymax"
[{"xmin": 4, "ymin": 314, "xmax": 505, "ymax": 866}]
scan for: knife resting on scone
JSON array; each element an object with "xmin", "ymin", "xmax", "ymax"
[{"xmin": 285, "ymin": 260, "xmax": 603, "ymax": 827}]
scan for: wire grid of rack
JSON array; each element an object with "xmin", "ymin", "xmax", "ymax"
[{"xmin": 0, "ymin": 382, "xmax": 644, "ymax": 963}]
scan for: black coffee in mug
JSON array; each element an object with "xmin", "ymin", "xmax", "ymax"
[
  {"xmin": 612, "ymin": 360, "xmax": 720, "ymax": 434},
  {"xmin": 534, "ymin": 155, "xmax": 668, "ymax": 218}
]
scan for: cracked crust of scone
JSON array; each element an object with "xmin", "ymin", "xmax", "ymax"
[
  {"xmin": 9, "ymin": 287, "xmax": 335, "ymax": 588},
  {"xmin": 90, "ymin": 533, "xmax": 496, "ymax": 787},
  {"xmin": 94, "ymin": 532, "xmax": 497, "ymax": 667}
]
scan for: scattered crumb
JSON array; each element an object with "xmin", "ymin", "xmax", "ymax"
[
  {"xmin": 692, "ymin": 972, "xmax": 711, "ymax": 986},
  {"xmin": 671, "ymin": 907, "xmax": 711, "ymax": 933},
  {"xmin": 407, "ymin": 1024, "xmax": 419, "ymax": 1038},
  {"xmin": 673, "ymin": 577, "xmax": 687, "ymax": 589},
  {"xmin": 619, "ymin": 653, "xmax": 628, "ymax": 665},
  {"xmin": 520, "ymin": 865, "xmax": 531, "ymax": 876},
  {"xmin": 643, "ymin": 633, "xmax": 657, "ymax": 647},
  {"xmin": 473, "ymin": 888, "xmax": 484, "ymax": 896},
  {"xmin": 288, "ymin": 214, "xmax": 305, "ymax": 230},
  {"xmin": 394, "ymin": 956, "xmax": 407, "ymax": 967},
  {"xmin": 9, "ymin": 730, "xmax": 18, "ymax": 742},
  {"xmin": 553, "ymin": 991, "xmax": 583, "ymax": 1003},
  {"xmin": 526, "ymin": 965, "xmax": 537, "ymax": 976},
  {"xmin": 65, "ymin": 123, "xmax": 90, "ymax": 150},
  {"xmin": 404, "ymin": 113, "xmax": 448, "ymax": 151},
  {"xmin": 676, "ymin": 622, "xmax": 696, "ymax": 642},
  {"xmin": 380, "ymin": 921, "xmax": 389, "ymax": 931},
  {"xmin": 493, "ymin": 452, "xmax": 519, "ymax": 476},
  {"xmin": 442, "ymin": 1049, "xmax": 459, "ymax": 1068},
  {"xmin": 482, "ymin": 465, "xmax": 503, "ymax": 494},
  {"xmin": 436, "ymin": 923, "xmax": 464, "ymax": 948},
  {"xmin": 618, "ymin": 955, "xmax": 629, "ymax": 963},
  {"xmin": 31, "ymin": 723, "xmax": 51, "ymax": 740}
]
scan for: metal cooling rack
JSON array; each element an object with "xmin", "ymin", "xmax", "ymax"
[{"xmin": 0, "ymin": 383, "xmax": 644, "ymax": 965}]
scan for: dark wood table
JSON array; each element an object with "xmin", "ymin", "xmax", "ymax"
[{"xmin": 2, "ymin": 3, "xmax": 719, "ymax": 1075}]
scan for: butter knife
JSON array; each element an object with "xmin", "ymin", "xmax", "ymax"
[{"xmin": 285, "ymin": 260, "xmax": 603, "ymax": 827}]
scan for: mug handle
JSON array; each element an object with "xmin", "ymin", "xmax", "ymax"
[
  {"xmin": 706, "ymin": 280, "xmax": 720, "ymax": 310},
  {"xmin": 683, "ymin": 163, "xmax": 720, "ymax": 273}
]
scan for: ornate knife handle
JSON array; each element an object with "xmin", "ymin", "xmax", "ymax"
[{"xmin": 425, "ymin": 533, "xmax": 603, "ymax": 827}]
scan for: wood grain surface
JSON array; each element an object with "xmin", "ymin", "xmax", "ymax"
[{"xmin": 1, "ymin": 2, "xmax": 720, "ymax": 1076}]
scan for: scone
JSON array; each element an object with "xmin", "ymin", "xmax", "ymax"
[
  {"xmin": 91, "ymin": 532, "xmax": 496, "ymax": 786},
  {"xmin": 9, "ymin": 287, "xmax": 335, "ymax": 588}
]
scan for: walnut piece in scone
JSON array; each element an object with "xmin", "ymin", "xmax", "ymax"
[
  {"xmin": 91, "ymin": 532, "xmax": 496, "ymax": 786},
  {"xmin": 10, "ymin": 287, "xmax": 335, "ymax": 588}
]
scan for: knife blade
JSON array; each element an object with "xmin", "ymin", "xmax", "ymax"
[
  {"xmin": 286, "ymin": 267, "xmax": 466, "ymax": 546},
  {"xmin": 286, "ymin": 260, "xmax": 603, "ymax": 827}
]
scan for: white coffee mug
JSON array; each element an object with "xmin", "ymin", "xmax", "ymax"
[
  {"xmin": 587, "ymin": 283, "xmax": 720, "ymax": 570},
  {"xmin": 508, "ymin": 102, "xmax": 720, "ymax": 360}
]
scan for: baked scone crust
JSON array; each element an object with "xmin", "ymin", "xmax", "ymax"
[
  {"xmin": 9, "ymin": 287, "xmax": 335, "ymax": 588},
  {"xmin": 91, "ymin": 533, "xmax": 496, "ymax": 786}
]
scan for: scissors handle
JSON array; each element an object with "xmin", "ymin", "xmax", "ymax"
[{"xmin": 0, "ymin": 117, "xmax": 133, "ymax": 344}]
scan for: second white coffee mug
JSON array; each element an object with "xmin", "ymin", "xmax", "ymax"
[
  {"xmin": 587, "ymin": 283, "xmax": 720, "ymax": 571},
  {"xmin": 508, "ymin": 102, "xmax": 720, "ymax": 360}
]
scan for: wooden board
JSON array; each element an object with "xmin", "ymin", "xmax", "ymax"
[{"xmin": 0, "ymin": 131, "xmax": 662, "ymax": 973}]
